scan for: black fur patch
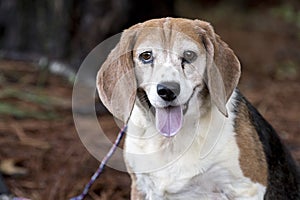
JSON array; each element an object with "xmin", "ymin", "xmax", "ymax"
[{"xmin": 234, "ymin": 89, "xmax": 300, "ymax": 199}]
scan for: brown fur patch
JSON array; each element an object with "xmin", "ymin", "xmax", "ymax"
[
  {"xmin": 235, "ymin": 99, "xmax": 268, "ymax": 186},
  {"xmin": 133, "ymin": 18, "xmax": 207, "ymax": 52}
]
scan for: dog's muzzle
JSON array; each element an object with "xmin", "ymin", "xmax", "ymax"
[{"xmin": 155, "ymin": 81, "xmax": 183, "ymax": 137}]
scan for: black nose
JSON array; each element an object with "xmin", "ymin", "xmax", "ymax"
[{"xmin": 157, "ymin": 82, "xmax": 180, "ymax": 102}]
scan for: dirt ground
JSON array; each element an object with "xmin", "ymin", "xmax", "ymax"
[{"xmin": 0, "ymin": 6, "xmax": 299, "ymax": 200}]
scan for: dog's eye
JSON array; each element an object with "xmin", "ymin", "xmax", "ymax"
[
  {"xmin": 139, "ymin": 51, "xmax": 153, "ymax": 63},
  {"xmin": 183, "ymin": 50, "xmax": 197, "ymax": 63}
]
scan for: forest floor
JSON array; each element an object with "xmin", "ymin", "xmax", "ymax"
[{"xmin": 0, "ymin": 4, "xmax": 299, "ymax": 200}]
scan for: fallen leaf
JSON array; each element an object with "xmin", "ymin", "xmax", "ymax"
[{"xmin": 0, "ymin": 159, "xmax": 28, "ymax": 176}]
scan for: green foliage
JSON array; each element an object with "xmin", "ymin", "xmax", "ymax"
[
  {"xmin": 0, "ymin": 87, "xmax": 71, "ymax": 119},
  {"xmin": 0, "ymin": 102, "xmax": 57, "ymax": 120},
  {"xmin": 0, "ymin": 88, "xmax": 50, "ymax": 106},
  {"xmin": 271, "ymin": 4, "xmax": 300, "ymax": 28},
  {"xmin": 275, "ymin": 60, "xmax": 299, "ymax": 80}
]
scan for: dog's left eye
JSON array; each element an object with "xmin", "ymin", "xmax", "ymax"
[
  {"xmin": 183, "ymin": 50, "xmax": 197, "ymax": 63},
  {"xmin": 139, "ymin": 51, "xmax": 153, "ymax": 63}
]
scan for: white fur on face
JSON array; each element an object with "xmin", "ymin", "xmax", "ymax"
[{"xmin": 133, "ymin": 29, "xmax": 207, "ymax": 108}]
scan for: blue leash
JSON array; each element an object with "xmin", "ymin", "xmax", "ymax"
[{"xmin": 70, "ymin": 125, "xmax": 127, "ymax": 200}]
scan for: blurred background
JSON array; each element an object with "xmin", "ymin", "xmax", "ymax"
[{"xmin": 0, "ymin": 0, "xmax": 299, "ymax": 199}]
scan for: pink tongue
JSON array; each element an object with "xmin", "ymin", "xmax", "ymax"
[{"xmin": 155, "ymin": 106, "xmax": 183, "ymax": 137}]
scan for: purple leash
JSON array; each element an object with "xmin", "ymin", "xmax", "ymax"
[{"xmin": 70, "ymin": 125, "xmax": 127, "ymax": 200}]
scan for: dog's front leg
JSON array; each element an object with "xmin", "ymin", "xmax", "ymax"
[
  {"xmin": 130, "ymin": 173, "xmax": 146, "ymax": 200},
  {"xmin": 130, "ymin": 185, "xmax": 145, "ymax": 200}
]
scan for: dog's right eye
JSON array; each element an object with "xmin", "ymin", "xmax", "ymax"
[{"xmin": 139, "ymin": 51, "xmax": 153, "ymax": 63}]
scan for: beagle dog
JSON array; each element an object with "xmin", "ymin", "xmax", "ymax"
[{"xmin": 97, "ymin": 18, "xmax": 299, "ymax": 199}]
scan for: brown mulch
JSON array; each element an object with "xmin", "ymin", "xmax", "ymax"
[
  {"xmin": 0, "ymin": 60, "xmax": 130, "ymax": 200},
  {"xmin": 0, "ymin": 7, "xmax": 300, "ymax": 200}
]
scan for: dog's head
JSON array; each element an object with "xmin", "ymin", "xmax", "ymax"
[{"xmin": 97, "ymin": 18, "xmax": 240, "ymax": 136}]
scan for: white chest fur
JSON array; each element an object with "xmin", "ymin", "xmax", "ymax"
[{"xmin": 124, "ymin": 93, "xmax": 266, "ymax": 199}]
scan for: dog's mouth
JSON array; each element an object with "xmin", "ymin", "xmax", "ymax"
[
  {"xmin": 155, "ymin": 105, "xmax": 183, "ymax": 137},
  {"xmin": 137, "ymin": 88, "xmax": 189, "ymax": 137}
]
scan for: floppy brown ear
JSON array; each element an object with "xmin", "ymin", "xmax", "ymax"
[
  {"xmin": 195, "ymin": 20, "xmax": 241, "ymax": 117},
  {"xmin": 96, "ymin": 29, "xmax": 137, "ymax": 123}
]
